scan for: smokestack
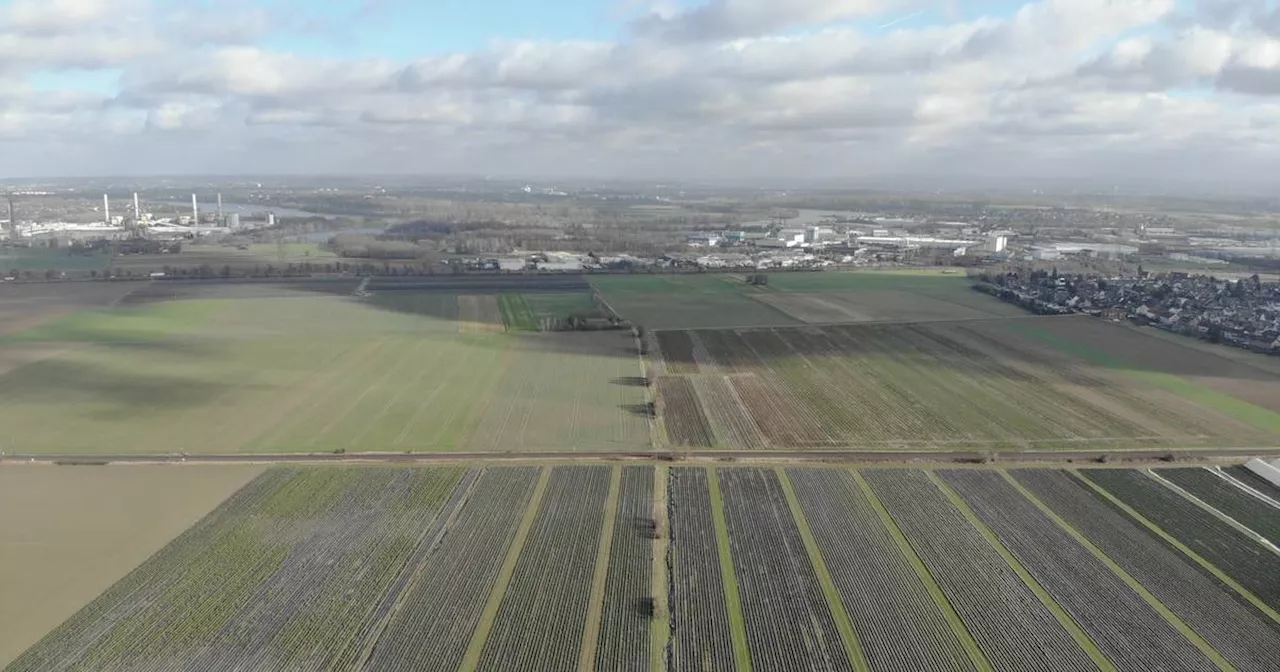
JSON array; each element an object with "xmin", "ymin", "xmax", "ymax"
[
  {"xmin": 192, "ymin": 194, "xmax": 199, "ymax": 225},
  {"xmin": 217, "ymin": 193, "xmax": 223, "ymax": 224},
  {"xmin": 6, "ymin": 195, "xmax": 12, "ymax": 230},
  {"xmin": 133, "ymin": 192, "xmax": 140, "ymax": 224},
  {"xmin": 104, "ymin": 194, "xmax": 110, "ymax": 225}
]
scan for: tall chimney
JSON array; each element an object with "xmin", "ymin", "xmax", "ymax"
[
  {"xmin": 217, "ymin": 193, "xmax": 223, "ymax": 224},
  {"xmin": 104, "ymin": 194, "xmax": 110, "ymax": 225},
  {"xmin": 192, "ymin": 194, "xmax": 199, "ymax": 225},
  {"xmin": 133, "ymin": 192, "xmax": 141, "ymax": 224},
  {"xmin": 6, "ymin": 195, "xmax": 13, "ymax": 230}
]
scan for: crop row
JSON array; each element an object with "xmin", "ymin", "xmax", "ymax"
[
  {"xmin": 658, "ymin": 376, "xmax": 714, "ymax": 447},
  {"xmin": 787, "ymin": 469, "xmax": 979, "ymax": 672},
  {"xmin": 1160, "ymin": 467, "xmax": 1280, "ymax": 543},
  {"xmin": 667, "ymin": 468, "xmax": 737, "ymax": 672},
  {"xmin": 1081, "ymin": 469, "xmax": 1280, "ymax": 610},
  {"xmin": 363, "ymin": 467, "xmax": 541, "ymax": 671},
  {"xmin": 718, "ymin": 468, "xmax": 853, "ymax": 671},
  {"xmin": 656, "ymin": 331, "xmax": 699, "ymax": 374},
  {"xmin": 477, "ymin": 466, "xmax": 612, "ymax": 671},
  {"xmin": 940, "ymin": 470, "xmax": 1217, "ymax": 672},
  {"xmin": 690, "ymin": 375, "xmax": 768, "ymax": 449},
  {"xmin": 677, "ymin": 320, "xmax": 1234, "ymax": 449},
  {"xmin": 10, "ymin": 468, "xmax": 467, "ymax": 672},
  {"xmin": 863, "ymin": 469, "xmax": 1098, "ymax": 672},
  {"xmin": 594, "ymin": 466, "xmax": 655, "ymax": 672},
  {"xmin": 1224, "ymin": 465, "xmax": 1280, "ymax": 501},
  {"xmin": 1014, "ymin": 469, "xmax": 1280, "ymax": 671}
]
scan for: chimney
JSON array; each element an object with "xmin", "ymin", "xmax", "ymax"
[
  {"xmin": 104, "ymin": 194, "xmax": 110, "ymax": 225},
  {"xmin": 217, "ymin": 193, "xmax": 223, "ymax": 223},
  {"xmin": 192, "ymin": 194, "xmax": 199, "ymax": 225},
  {"xmin": 133, "ymin": 192, "xmax": 141, "ymax": 223}
]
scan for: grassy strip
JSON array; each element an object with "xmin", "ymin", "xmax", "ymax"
[
  {"xmin": 1001, "ymin": 472, "xmax": 1237, "ymax": 672},
  {"xmin": 1071, "ymin": 470, "xmax": 1280, "ymax": 627},
  {"xmin": 707, "ymin": 467, "xmax": 752, "ymax": 672},
  {"xmin": 650, "ymin": 466, "xmax": 671, "ymax": 672},
  {"xmin": 458, "ymin": 467, "xmax": 552, "ymax": 672},
  {"xmin": 775, "ymin": 468, "xmax": 868, "ymax": 672},
  {"xmin": 926, "ymin": 471, "xmax": 1118, "ymax": 672},
  {"xmin": 498, "ymin": 294, "xmax": 539, "ymax": 332},
  {"xmin": 579, "ymin": 466, "xmax": 623, "ymax": 671},
  {"xmin": 1012, "ymin": 324, "xmax": 1280, "ymax": 433},
  {"xmin": 850, "ymin": 471, "xmax": 992, "ymax": 672}
]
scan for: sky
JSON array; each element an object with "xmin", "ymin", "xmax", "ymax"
[{"xmin": 1, "ymin": 0, "xmax": 1279, "ymax": 187}]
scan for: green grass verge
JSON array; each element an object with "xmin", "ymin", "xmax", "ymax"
[
  {"xmin": 458, "ymin": 467, "xmax": 552, "ymax": 672},
  {"xmin": 1011, "ymin": 324, "xmax": 1280, "ymax": 433},
  {"xmin": 650, "ymin": 466, "xmax": 671, "ymax": 672},
  {"xmin": 1071, "ymin": 470, "xmax": 1280, "ymax": 626},
  {"xmin": 707, "ymin": 467, "xmax": 752, "ymax": 672},
  {"xmin": 523, "ymin": 292, "xmax": 598, "ymax": 321},
  {"xmin": 579, "ymin": 466, "xmax": 622, "ymax": 671},
  {"xmin": 1001, "ymin": 472, "xmax": 1236, "ymax": 672},
  {"xmin": 926, "ymin": 471, "xmax": 1119, "ymax": 672},
  {"xmin": 775, "ymin": 468, "xmax": 868, "ymax": 672},
  {"xmin": 850, "ymin": 471, "xmax": 992, "ymax": 672}
]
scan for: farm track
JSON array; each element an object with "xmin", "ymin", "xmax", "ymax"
[
  {"xmin": 667, "ymin": 468, "xmax": 737, "ymax": 672},
  {"xmin": 718, "ymin": 468, "xmax": 854, "ymax": 671},
  {"xmin": 939, "ymin": 470, "xmax": 1220, "ymax": 672},
  {"xmin": 789, "ymin": 469, "xmax": 983, "ymax": 672},
  {"xmin": 1013, "ymin": 469, "xmax": 1280, "ymax": 672},
  {"xmin": 864, "ymin": 469, "xmax": 1101, "ymax": 672},
  {"xmin": 476, "ymin": 466, "xmax": 612, "ymax": 671}
]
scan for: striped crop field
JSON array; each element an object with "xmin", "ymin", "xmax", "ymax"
[
  {"xmin": 652, "ymin": 315, "xmax": 1280, "ymax": 451},
  {"xmin": 10, "ymin": 464, "xmax": 1280, "ymax": 671}
]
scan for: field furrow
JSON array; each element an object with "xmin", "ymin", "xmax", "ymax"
[
  {"xmin": 718, "ymin": 468, "xmax": 853, "ymax": 671},
  {"xmin": 1014, "ymin": 469, "xmax": 1280, "ymax": 672},
  {"xmin": 594, "ymin": 466, "xmax": 655, "ymax": 672},
  {"xmin": 477, "ymin": 466, "xmax": 611, "ymax": 671},
  {"xmin": 864, "ymin": 469, "xmax": 1099, "ymax": 672},
  {"xmin": 940, "ymin": 470, "xmax": 1218, "ymax": 672},
  {"xmin": 788, "ymin": 468, "xmax": 981, "ymax": 672},
  {"xmin": 668, "ymin": 468, "xmax": 737, "ymax": 672}
]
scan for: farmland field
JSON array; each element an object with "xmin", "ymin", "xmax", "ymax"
[
  {"xmin": 0, "ymin": 465, "xmax": 264, "ymax": 668},
  {"xmin": 11, "ymin": 464, "xmax": 1280, "ymax": 670},
  {"xmin": 652, "ymin": 315, "xmax": 1280, "ymax": 451},
  {"xmin": 0, "ymin": 281, "xmax": 649, "ymax": 454}
]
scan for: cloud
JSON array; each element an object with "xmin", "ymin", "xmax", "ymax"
[
  {"xmin": 631, "ymin": 0, "xmax": 899, "ymax": 42},
  {"xmin": 0, "ymin": 0, "xmax": 1278, "ymax": 185}
]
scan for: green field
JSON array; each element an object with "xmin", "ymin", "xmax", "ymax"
[
  {"xmin": 0, "ymin": 288, "xmax": 649, "ymax": 454},
  {"xmin": 590, "ymin": 271, "xmax": 1010, "ymax": 329}
]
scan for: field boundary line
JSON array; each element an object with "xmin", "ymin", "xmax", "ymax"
[
  {"xmin": 650, "ymin": 465, "xmax": 670, "ymax": 672},
  {"xmin": 647, "ymin": 313, "xmax": 1073, "ymax": 334},
  {"xmin": 1070, "ymin": 470, "xmax": 1280, "ymax": 627},
  {"xmin": 1145, "ymin": 469, "xmax": 1280, "ymax": 555},
  {"xmin": 926, "ymin": 470, "xmax": 1119, "ymax": 672},
  {"xmin": 850, "ymin": 470, "xmax": 992, "ymax": 672},
  {"xmin": 579, "ymin": 465, "xmax": 622, "ymax": 671},
  {"xmin": 775, "ymin": 468, "xmax": 868, "ymax": 672},
  {"xmin": 351, "ymin": 468, "xmax": 479, "ymax": 670},
  {"xmin": 1000, "ymin": 471, "xmax": 1237, "ymax": 672},
  {"xmin": 707, "ymin": 467, "xmax": 752, "ymax": 672},
  {"xmin": 1210, "ymin": 466, "xmax": 1280, "ymax": 510},
  {"xmin": 458, "ymin": 466, "xmax": 551, "ymax": 672}
]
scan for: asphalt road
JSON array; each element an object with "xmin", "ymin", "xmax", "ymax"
[{"xmin": 4, "ymin": 447, "xmax": 1280, "ymax": 466}]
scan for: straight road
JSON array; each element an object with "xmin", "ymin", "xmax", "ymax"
[{"xmin": 3, "ymin": 447, "xmax": 1280, "ymax": 466}]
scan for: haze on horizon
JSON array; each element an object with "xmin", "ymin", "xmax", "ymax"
[{"xmin": 1, "ymin": 0, "xmax": 1279, "ymax": 188}]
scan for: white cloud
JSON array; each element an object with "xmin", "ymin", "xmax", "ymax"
[{"xmin": 0, "ymin": 0, "xmax": 1278, "ymax": 184}]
